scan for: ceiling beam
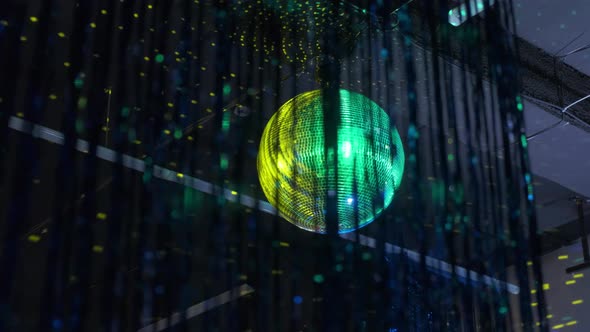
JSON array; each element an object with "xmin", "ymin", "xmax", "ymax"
[
  {"xmin": 7, "ymin": 115, "xmax": 521, "ymax": 295},
  {"xmin": 137, "ymin": 284, "xmax": 255, "ymax": 332},
  {"xmin": 397, "ymin": 3, "xmax": 590, "ymax": 130}
]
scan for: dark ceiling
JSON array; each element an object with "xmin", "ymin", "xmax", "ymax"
[{"xmin": 2, "ymin": 0, "xmax": 587, "ymax": 331}]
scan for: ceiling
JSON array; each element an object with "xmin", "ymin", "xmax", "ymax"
[
  {"xmin": 510, "ymin": 1, "xmax": 590, "ymax": 240},
  {"xmin": 1, "ymin": 1, "xmax": 588, "ymax": 330},
  {"xmin": 514, "ymin": 0, "xmax": 590, "ymax": 75}
]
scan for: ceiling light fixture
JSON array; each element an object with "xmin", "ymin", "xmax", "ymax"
[{"xmin": 448, "ymin": 0, "xmax": 496, "ymax": 27}]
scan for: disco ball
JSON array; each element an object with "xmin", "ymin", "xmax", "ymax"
[{"xmin": 257, "ymin": 89, "xmax": 405, "ymax": 233}]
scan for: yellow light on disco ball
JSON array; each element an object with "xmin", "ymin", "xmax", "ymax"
[{"xmin": 257, "ymin": 89, "xmax": 404, "ymax": 233}]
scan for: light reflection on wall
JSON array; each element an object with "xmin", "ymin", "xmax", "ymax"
[{"xmin": 510, "ymin": 235, "xmax": 590, "ymax": 330}]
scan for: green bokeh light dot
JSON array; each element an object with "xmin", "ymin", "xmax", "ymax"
[{"xmin": 257, "ymin": 89, "xmax": 405, "ymax": 233}]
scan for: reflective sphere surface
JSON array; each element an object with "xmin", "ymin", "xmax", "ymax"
[{"xmin": 257, "ymin": 89, "xmax": 404, "ymax": 233}]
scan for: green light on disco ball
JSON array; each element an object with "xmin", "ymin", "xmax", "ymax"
[{"xmin": 257, "ymin": 89, "xmax": 405, "ymax": 233}]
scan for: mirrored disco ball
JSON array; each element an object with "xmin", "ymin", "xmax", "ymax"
[{"xmin": 257, "ymin": 89, "xmax": 405, "ymax": 233}]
